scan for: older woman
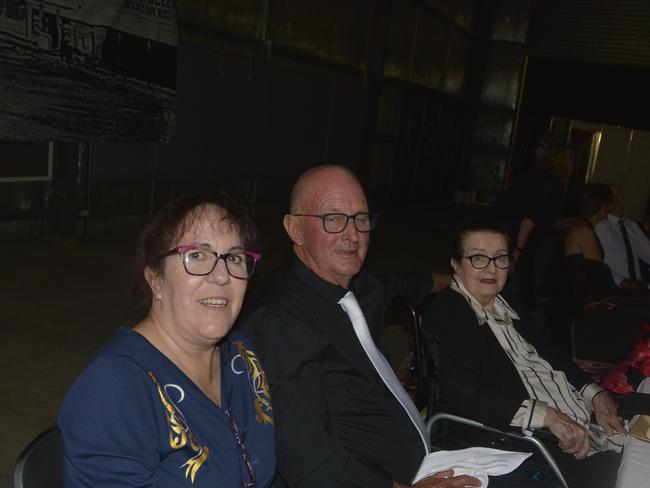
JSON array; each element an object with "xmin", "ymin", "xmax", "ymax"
[
  {"xmin": 58, "ymin": 193, "xmax": 275, "ymax": 487},
  {"xmin": 422, "ymin": 225, "xmax": 626, "ymax": 487}
]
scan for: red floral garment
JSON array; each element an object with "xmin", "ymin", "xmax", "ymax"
[{"xmin": 601, "ymin": 324, "xmax": 650, "ymax": 395}]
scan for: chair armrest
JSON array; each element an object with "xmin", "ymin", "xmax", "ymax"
[{"xmin": 427, "ymin": 412, "xmax": 568, "ymax": 488}]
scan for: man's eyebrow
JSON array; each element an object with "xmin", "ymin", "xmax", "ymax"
[{"xmin": 322, "ymin": 208, "xmax": 369, "ymax": 214}]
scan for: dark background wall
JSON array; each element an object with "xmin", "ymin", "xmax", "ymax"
[
  {"xmin": 4, "ymin": 0, "xmax": 509, "ymax": 238},
  {"xmin": 512, "ymin": 0, "xmax": 650, "ymax": 177},
  {"xmin": 3, "ymin": 0, "xmax": 650, "ymax": 239}
]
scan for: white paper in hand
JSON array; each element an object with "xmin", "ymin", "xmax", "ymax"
[{"xmin": 412, "ymin": 447, "xmax": 532, "ymax": 487}]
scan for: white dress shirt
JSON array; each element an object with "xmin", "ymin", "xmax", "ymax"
[{"xmin": 595, "ymin": 214, "xmax": 650, "ymax": 287}]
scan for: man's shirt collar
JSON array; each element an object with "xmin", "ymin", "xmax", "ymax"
[
  {"xmin": 607, "ymin": 213, "xmax": 623, "ymax": 224},
  {"xmin": 290, "ymin": 255, "xmax": 354, "ymax": 302}
]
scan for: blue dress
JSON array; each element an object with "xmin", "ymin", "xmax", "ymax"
[{"xmin": 58, "ymin": 328, "xmax": 275, "ymax": 487}]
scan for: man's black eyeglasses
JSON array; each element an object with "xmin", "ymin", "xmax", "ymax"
[{"xmin": 291, "ymin": 212, "xmax": 378, "ymax": 233}]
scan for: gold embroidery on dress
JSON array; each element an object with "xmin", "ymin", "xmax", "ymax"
[
  {"xmin": 182, "ymin": 447, "xmax": 210, "ymax": 483},
  {"xmin": 148, "ymin": 372, "xmax": 208, "ymax": 483},
  {"xmin": 235, "ymin": 341, "xmax": 274, "ymax": 426}
]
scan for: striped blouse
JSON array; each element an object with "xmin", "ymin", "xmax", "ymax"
[{"xmin": 450, "ymin": 276, "xmax": 623, "ymax": 453}]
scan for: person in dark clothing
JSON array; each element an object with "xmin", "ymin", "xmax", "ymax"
[
  {"xmin": 491, "ymin": 149, "xmax": 574, "ymax": 307},
  {"xmin": 241, "ymin": 165, "xmax": 478, "ymax": 488},
  {"xmin": 421, "ymin": 225, "xmax": 634, "ymax": 488}
]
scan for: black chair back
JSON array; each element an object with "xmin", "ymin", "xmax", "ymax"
[
  {"xmin": 13, "ymin": 426, "xmax": 62, "ymax": 488},
  {"xmin": 383, "ymin": 296, "xmax": 427, "ymax": 409}
]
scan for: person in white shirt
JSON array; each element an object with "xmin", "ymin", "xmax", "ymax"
[{"xmin": 595, "ymin": 185, "xmax": 650, "ymax": 289}]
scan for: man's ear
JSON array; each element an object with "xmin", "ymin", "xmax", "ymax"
[
  {"xmin": 283, "ymin": 214, "xmax": 303, "ymax": 246},
  {"xmin": 144, "ymin": 266, "xmax": 162, "ymax": 301}
]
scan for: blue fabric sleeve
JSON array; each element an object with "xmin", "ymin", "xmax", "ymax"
[{"xmin": 58, "ymin": 356, "xmax": 161, "ymax": 488}]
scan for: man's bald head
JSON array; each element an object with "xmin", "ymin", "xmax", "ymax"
[{"xmin": 289, "ymin": 164, "xmax": 361, "ymax": 214}]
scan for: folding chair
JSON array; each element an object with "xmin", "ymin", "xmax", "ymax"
[
  {"xmin": 13, "ymin": 426, "xmax": 62, "ymax": 488},
  {"xmin": 426, "ymin": 413, "xmax": 568, "ymax": 488}
]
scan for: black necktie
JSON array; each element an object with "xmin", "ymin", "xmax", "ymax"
[{"xmin": 619, "ymin": 219, "xmax": 637, "ymax": 281}]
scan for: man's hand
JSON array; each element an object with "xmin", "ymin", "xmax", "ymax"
[
  {"xmin": 592, "ymin": 392, "xmax": 625, "ymax": 436},
  {"xmin": 392, "ymin": 469, "xmax": 482, "ymax": 488},
  {"xmin": 543, "ymin": 407, "xmax": 590, "ymax": 459}
]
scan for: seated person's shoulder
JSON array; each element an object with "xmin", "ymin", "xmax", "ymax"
[
  {"xmin": 566, "ymin": 222, "xmax": 602, "ymax": 259},
  {"xmin": 239, "ymin": 288, "xmax": 316, "ymax": 347},
  {"xmin": 566, "ymin": 222, "xmax": 588, "ymax": 245},
  {"xmin": 566, "ymin": 220, "xmax": 592, "ymax": 240},
  {"xmin": 60, "ymin": 348, "xmax": 155, "ymax": 424},
  {"xmin": 421, "ymin": 287, "xmax": 468, "ymax": 331}
]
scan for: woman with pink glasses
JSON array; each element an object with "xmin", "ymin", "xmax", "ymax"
[{"xmin": 59, "ymin": 193, "xmax": 275, "ymax": 488}]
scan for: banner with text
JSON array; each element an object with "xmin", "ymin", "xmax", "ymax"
[{"xmin": 0, "ymin": 0, "xmax": 177, "ymax": 142}]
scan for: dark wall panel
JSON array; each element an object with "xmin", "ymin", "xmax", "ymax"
[
  {"xmin": 444, "ymin": 28, "xmax": 470, "ymax": 93},
  {"xmin": 490, "ymin": 0, "xmax": 530, "ymax": 42},
  {"xmin": 528, "ymin": 0, "xmax": 650, "ymax": 68},
  {"xmin": 412, "ymin": 11, "xmax": 449, "ymax": 89},
  {"xmin": 384, "ymin": 1, "xmax": 417, "ymax": 80},
  {"xmin": 326, "ymin": 78, "xmax": 364, "ymax": 165},
  {"xmin": 473, "ymin": 109, "xmax": 513, "ymax": 151},
  {"xmin": 267, "ymin": 65, "xmax": 331, "ymax": 173},
  {"xmin": 481, "ymin": 42, "xmax": 524, "ymax": 110},
  {"xmin": 268, "ymin": 0, "xmax": 367, "ymax": 66},
  {"xmin": 389, "ymin": 88, "xmax": 426, "ymax": 203},
  {"xmin": 522, "ymin": 58, "xmax": 650, "ymax": 132},
  {"xmin": 89, "ymin": 42, "xmax": 365, "ymax": 185},
  {"xmin": 0, "ymin": 142, "xmax": 50, "ymax": 179},
  {"xmin": 159, "ymin": 44, "xmax": 271, "ymax": 180},
  {"xmin": 91, "ymin": 143, "xmax": 155, "ymax": 182}
]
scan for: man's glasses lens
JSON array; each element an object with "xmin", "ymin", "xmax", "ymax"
[
  {"xmin": 183, "ymin": 248, "xmax": 257, "ymax": 279},
  {"xmin": 467, "ymin": 254, "xmax": 513, "ymax": 269},
  {"xmin": 322, "ymin": 213, "xmax": 375, "ymax": 233}
]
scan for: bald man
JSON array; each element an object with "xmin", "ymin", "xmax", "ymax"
[{"xmin": 241, "ymin": 165, "xmax": 476, "ymax": 488}]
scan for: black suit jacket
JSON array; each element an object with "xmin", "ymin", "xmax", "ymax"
[
  {"xmin": 421, "ymin": 286, "xmax": 592, "ymax": 431},
  {"xmin": 241, "ymin": 258, "xmax": 432, "ymax": 487}
]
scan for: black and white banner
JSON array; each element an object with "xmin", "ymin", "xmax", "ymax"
[{"xmin": 0, "ymin": 0, "xmax": 177, "ymax": 142}]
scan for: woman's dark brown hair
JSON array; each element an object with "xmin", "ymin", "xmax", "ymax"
[
  {"xmin": 130, "ymin": 192, "xmax": 261, "ymax": 323},
  {"xmin": 451, "ymin": 224, "xmax": 511, "ymax": 261}
]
